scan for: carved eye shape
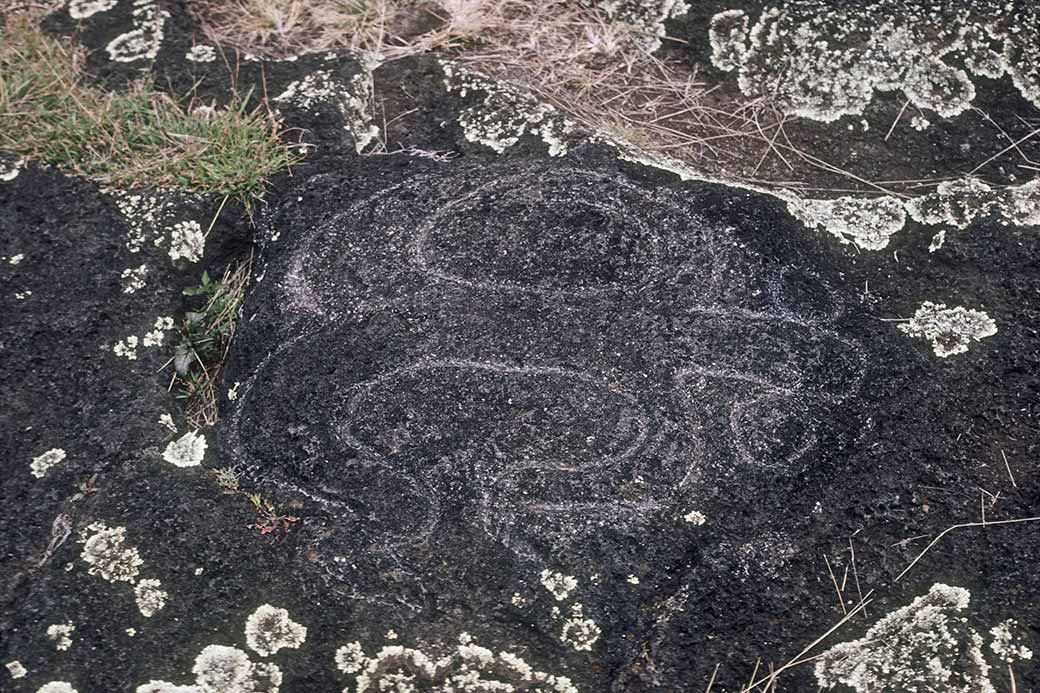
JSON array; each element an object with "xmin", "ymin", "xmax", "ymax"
[
  {"xmin": 342, "ymin": 362, "xmax": 648, "ymax": 475},
  {"xmin": 729, "ymin": 392, "xmax": 818, "ymax": 470},
  {"xmin": 414, "ymin": 193, "xmax": 660, "ymax": 294},
  {"xmin": 324, "ymin": 463, "xmax": 440, "ymax": 549}
]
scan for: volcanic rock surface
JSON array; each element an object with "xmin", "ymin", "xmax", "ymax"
[{"xmin": 2, "ymin": 1, "xmax": 1040, "ymax": 692}]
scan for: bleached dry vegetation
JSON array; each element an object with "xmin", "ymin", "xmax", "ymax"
[{"xmin": 190, "ymin": 0, "xmax": 780, "ymax": 174}]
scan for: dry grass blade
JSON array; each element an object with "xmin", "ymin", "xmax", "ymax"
[
  {"xmin": 895, "ymin": 515, "xmax": 1040, "ymax": 583},
  {"xmin": 741, "ymin": 594, "xmax": 874, "ymax": 692}
]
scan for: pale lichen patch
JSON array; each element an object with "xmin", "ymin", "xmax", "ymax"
[
  {"xmin": 169, "ymin": 221, "xmax": 205, "ymax": 263},
  {"xmin": 334, "ymin": 633, "xmax": 579, "ymax": 693},
  {"xmin": 143, "ymin": 316, "xmax": 175, "ymax": 348},
  {"xmin": 159, "ymin": 413, "xmax": 177, "ymax": 433},
  {"xmin": 683, "ymin": 510, "xmax": 706, "ymax": 525},
  {"xmin": 905, "ymin": 178, "xmax": 997, "ymax": 229},
  {"xmin": 113, "ymin": 335, "xmax": 140, "ymax": 360},
  {"xmin": 787, "ymin": 196, "xmax": 906, "ymax": 251},
  {"xmin": 165, "ymin": 644, "xmax": 282, "ymax": 693},
  {"xmin": 80, "ymin": 522, "xmax": 143, "ymax": 583},
  {"xmin": 121, "ymin": 264, "xmax": 149, "ymax": 294},
  {"xmin": 816, "ymin": 583, "xmax": 995, "ymax": 693},
  {"xmin": 898, "ymin": 301, "xmax": 997, "ymax": 358},
  {"xmin": 540, "ymin": 570, "xmax": 578, "ymax": 601},
  {"xmin": 0, "ymin": 156, "xmax": 24, "ymax": 182},
  {"xmin": 75, "ymin": 522, "xmax": 167, "ymax": 627},
  {"xmin": 186, "ymin": 45, "xmax": 217, "ymax": 63},
  {"xmin": 162, "ymin": 430, "xmax": 207, "ymax": 467},
  {"xmin": 37, "ymin": 683, "xmax": 78, "ymax": 693},
  {"xmin": 709, "ymin": 10, "xmax": 748, "ymax": 72},
  {"xmin": 68, "ymin": 0, "xmax": 118, "ymax": 19},
  {"xmin": 585, "ymin": 0, "xmax": 690, "ymax": 52},
  {"xmin": 47, "ymin": 622, "xmax": 75, "ymax": 651},
  {"xmin": 708, "ymin": 4, "xmax": 1040, "ymax": 121},
  {"xmin": 135, "ymin": 578, "xmax": 168, "ymax": 617},
  {"xmin": 273, "ymin": 70, "xmax": 380, "ymax": 154},
  {"xmin": 106, "ymin": 0, "xmax": 169, "ymax": 63},
  {"xmin": 559, "ymin": 604, "xmax": 601, "ymax": 652},
  {"xmin": 442, "ymin": 62, "xmax": 574, "ymax": 157},
  {"xmin": 31, "ymin": 448, "xmax": 67, "ymax": 479},
  {"xmin": 989, "ymin": 619, "xmax": 1033, "ymax": 664},
  {"xmin": 244, "ymin": 604, "xmax": 307, "ymax": 657}
]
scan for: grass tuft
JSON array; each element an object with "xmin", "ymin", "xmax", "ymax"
[{"xmin": 0, "ymin": 16, "xmax": 300, "ymax": 205}]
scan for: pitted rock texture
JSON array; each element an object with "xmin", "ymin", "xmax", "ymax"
[{"xmin": 5, "ymin": 2, "xmax": 1040, "ymax": 691}]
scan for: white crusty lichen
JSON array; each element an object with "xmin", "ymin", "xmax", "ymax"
[
  {"xmin": 47, "ymin": 622, "xmax": 75, "ymax": 651},
  {"xmin": 708, "ymin": 9, "xmax": 749, "ymax": 72},
  {"xmin": 273, "ymin": 70, "xmax": 381, "ymax": 153},
  {"xmin": 185, "ymin": 45, "xmax": 217, "ymax": 63},
  {"xmin": 68, "ymin": 0, "xmax": 117, "ymax": 18},
  {"xmin": 989, "ymin": 619, "xmax": 1033, "ymax": 665},
  {"xmin": 162, "ymin": 430, "xmax": 207, "ymax": 467},
  {"xmin": 80, "ymin": 522, "xmax": 143, "ymax": 583},
  {"xmin": 906, "ymin": 177, "xmax": 998, "ymax": 229},
  {"xmin": 143, "ymin": 316, "xmax": 175, "ymax": 348},
  {"xmin": 169, "ymin": 220, "xmax": 205, "ymax": 263},
  {"xmin": 31, "ymin": 448, "xmax": 67, "ymax": 479},
  {"xmin": 244, "ymin": 604, "xmax": 307, "ymax": 657},
  {"xmin": 37, "ymin": 683, "xmax": 78, "ymax": 693},
  {"xmin": 540, "ymin": 570, "xmax": 578, "ymax": 601},
  {"xmin": 816, "ymin": 583, "xmax": 999, "ymax": 692},
  {"xmin": 898, "ymin": 301, "xmax": 997, "ymax": 358},
  {"xmin": 907, "ymin": 177, "xmax": 1040, "ymax": 231},
  {"xmin": 113, "ymin": 335, "xmax": 140, "ymax": 360},
  {"xmin": 135, "ymin": 578, "xmax": 168, "ymax": 617},
  {"xmin": 194, "ymin": 646, "xmax": 257, "ymax": 691},
  {"xmin": 0, "ymin": 156, "xmax": 25, "ymax": 182},
  {"xmin": 121, "ymin": 264, "xmax": 149, "ymax": 294},
  {"xmin": 559, "ymin": 604, "xmax": 601, "ymax": 652},
  {"xmin": 585, "ymin": 0, "xmax": 690, "ymax": 52},
  {"xmin": 106, "ymin": 0, "xmax": 169, "ymax": 63},
  {"xmin": 708, "ymin": 4, "xmax": 1040, "ymax": 121},
  {"xmin": 787, "ymin": 195, "xmax": 906, "ymax": 251},
  {"xmin": 441, "ymin": 62, "xmax": 574, "ymax": 157},
  {"xmin": 107, "ymin": 188, "xmax": 202, "ymax": 254},
  {"xmin": 910, "ymin": 115, "xmax": 931, "ymax": 131},
  {"xmin": 344, "ymin": 72, "xmax": 382, "ymax": 153},
  {"xmin": 6, "ymin": 661, "xmax": 27, "ymax": 679},
  {"xmin": 137, "ymin": 644, "xmax": 282, "ymax": 693},
  {"xmin": 683, "ymin": 510, "xmax": 706, "ymax": 525},
  {"xmin": 78, "ymin": 523, "xmax": 167, "ymax": 622},
  {"xmin": 335, "ymin": 633, "xmax": 579, "ymax": 693}
]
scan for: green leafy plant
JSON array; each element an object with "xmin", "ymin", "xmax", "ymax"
[{"xmin": 167, "ymin": 261, "xmax": 251, "ymax": 427}]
